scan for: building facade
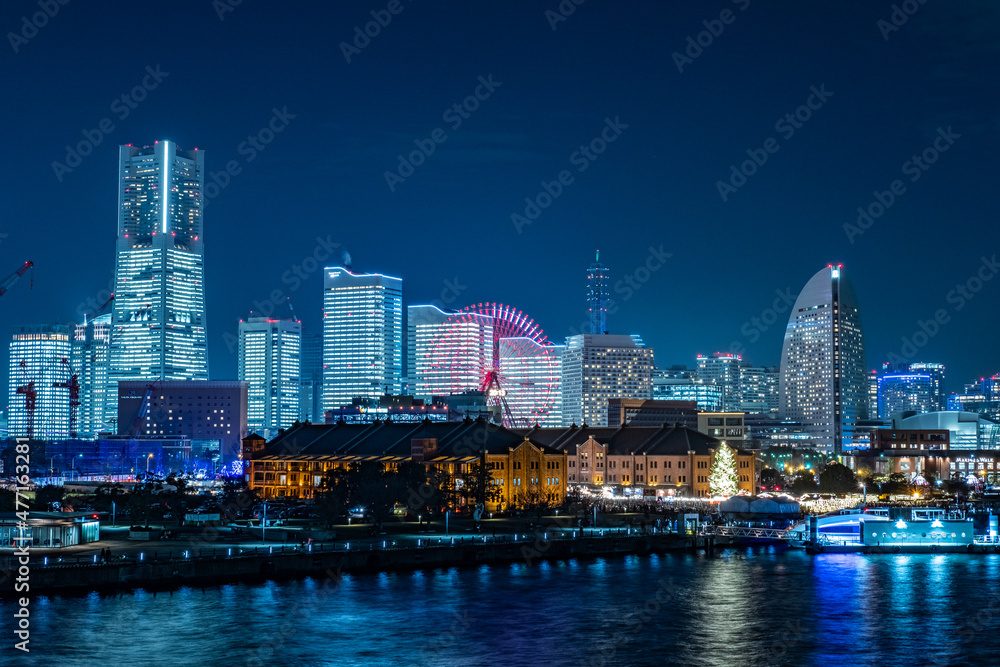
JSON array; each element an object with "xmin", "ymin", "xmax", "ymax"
[
  {"xmin": 652, "ymin": 374, "xmax": 722, "ymax": 411},
  {"xmin": 526, "ymin": 424, "xmax": 757, "ymax": 498},
  {"xmin": 561, "ymin": 334, "xmax": 654, "ymax": 427},
  {"xmin": 117, "ymin": 380, "xmax": 248, "ymax": 467},
  {"xmin": 322, "ymin": 267, "xmax": 402, "ymax": 410},
  {"xmin": 247, "ymin": 420, "xmax": 566, "ymax": 510},
  {"xmin": 8, "ymin": 325, "xmax": 72, "ymax": 439},
  {"xmin": 779, "ymin": 265, "xmax": 867, "ymax": 454},
  {"xmin": 239, "ymin": 317, "xmax": 301, "ymax": 439},
  {"xmin": 108, "ymin": 142, "xmax": 208, "ymax": 421}
]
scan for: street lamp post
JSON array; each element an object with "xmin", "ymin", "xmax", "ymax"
[
  {"xmin": 146, "ymin": 453, "xmax": 153, "ymax": 474},
  {"xmin": 261, "ymin": 501, "xmax": 268, "ymax": 543}
]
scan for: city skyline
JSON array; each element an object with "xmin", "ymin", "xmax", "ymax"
[{"xmin": 2, "ymin": 2, "xmax": 998, "ymax": 408}]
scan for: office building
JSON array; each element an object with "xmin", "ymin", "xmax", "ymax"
[
  {"xmin": 117, "ymin": 380, "xmax": 248, "ymax": 467},
  {"xmin": 72, "ymin": 314, "xmax": 112, "ymax": 437},
  {"xmin": 607, "ymin": 398, "xmax": 698, "ymax": 429},
  {"xmin": 499, "ymin": 337, "xmax": 564, "ymax": 427},
  {"xmin": 299, "ymin": 328, "xmax": 324, "ymax": 423},
  {"xmin": 561, "ymin": 334, "xmax": 654, "ymax": 427},
  {"xmin": 587, "ymin": 251, "xmax": 609, "ymax": 335},
  {"xmin": 739, "ymin": 365, "xmax": 779, "ymax": 417},
  {"xmin": 8, "ymin": 325, "xmax": 72, "ymax": 439},
  {"xmin": 322, "ymin": 266, "xmax": 402, "ymax": 410},
  {"xmin": 107, "ymin": 142, "xmax": 208, "ymax": 420},
  {"xmin": 407, "ymin": 304, "xmax": 492, "ymax": 401},
  {"xmin": 652, "ymin": 373, "xmax": 722, "ymax": 411},
  {"xmin": 238, "ymin": 317, "xmax": 301, "ymax": 439},
  {"xmin": 779, "ymin": 264, "xmax": 867, "ymax": 454},
  {"xmin": 696, "ymin": 353, "xmax": 743, "ymax": 412},
  {"xmin": 948, "ymin": 374, "xmax": 1000, "ymax": 422}
]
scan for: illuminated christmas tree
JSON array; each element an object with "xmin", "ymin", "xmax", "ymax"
[{"xmin": 709, "ymin": 443, "xmax": 739, "ymax": 498}]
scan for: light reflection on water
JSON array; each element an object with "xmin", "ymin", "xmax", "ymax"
[{"xmin": 3, "ymin": 549, "xmax": 999, "ymax": 666}]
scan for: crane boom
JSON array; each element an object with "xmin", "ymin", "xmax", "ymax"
[{"xmin": 0, "ymin": 261, "xmax": 34, "ymax": 298}]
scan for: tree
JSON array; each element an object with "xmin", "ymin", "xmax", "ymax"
[
  {"xmin": 818, "ymin": 462, "xmax": 858, "ymax": 495},
  {"xmin": 457, "ymin": 460, "xmax": 501, "ymax": 512},
  {"xmin": 514, "ymin": 484, "xmax": 552, "ymax": 525},
  {"xmin": 123, "ymin": 478, "xmax": 164, "ymax": 528},
  {"xmin": 760, "ymin": 468, "xmax": 782, "ymax": 491},
  {"xmin": 709, "ymin": 443, "xmax": 739, "ymax": 498},
  {"xmin": 789, "ymin": 472, "xmax": 818, "ymax": 496},
  {"xmin": 219, "ymin": 477, "xmax": 259, "ymax": 521},
  {"xmin": 32, "ymin": 485, "xmax": 64, "ymax": 511}
]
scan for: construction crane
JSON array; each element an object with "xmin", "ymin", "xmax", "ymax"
[
  {"xmin": 85, "ymin": 293, "xmax": 115, "ymax": 323},
  {"xmin": 15, "ymin": 360, "xmax": 37, "ymax": 441},
  {"xmin": 0, "ymin": 261, "xmax": 33, "ymax": 299},
  {"xmin": 52, "ymin": 358, "xmax": 81, "ymax": 438}
]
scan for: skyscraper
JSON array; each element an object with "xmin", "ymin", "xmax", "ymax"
[
  {"xmin": 779, "ymin": 264, "xmax": 867, "ymax": 454},
  {"xmin": 322, "ymin": 266, "xmax": 402, "ymax": 410},
  {"xmin": 299, "ymin": 328, "xmax": 324, "ymax": 423},
  {"xmin": 8, "ymin": 325, "xmax": 72, "ymax": 439},
  {"xmin": 587, "ymin": 251, "xmax": 609, "ymax": 335},
  {"xmin": 72, "ymin": 314, "xmax": 112, "ymax": 437},
  {"xmin": 107, "ymin": 142, "xmax": 208, "ymax": 424},
  {"xmin": 239, "ymin": 317, "xmax": 301, "ymax": 438},
  {"xmin": 561, "ymin": 334, "xmax": 654, "ymax": 427}
]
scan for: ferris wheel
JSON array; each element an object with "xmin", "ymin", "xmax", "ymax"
[{"xmin": 427, "ymin": 303, "xmax": 559, "ymax": 428}]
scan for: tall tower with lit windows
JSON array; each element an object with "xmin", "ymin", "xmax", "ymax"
[
  {"xmin": 779, "ymin": 264, "xmax": 866, "ymax": 454},
  {"xmin": 587, "ymin": 251, "xmax": 609, "ymax": 335},
  {"xmin": 107, "ymin": 142, "xmax": 208, "ymax": 428}
]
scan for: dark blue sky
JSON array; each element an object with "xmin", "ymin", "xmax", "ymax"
[{"xmin": 2, "ymin": 0, "xmax": 998, "ymax": 403}]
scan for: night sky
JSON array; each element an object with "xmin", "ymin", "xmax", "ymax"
[{"xmin": 2, "ymin": 0, "xmax": 998, "ymax": 405}]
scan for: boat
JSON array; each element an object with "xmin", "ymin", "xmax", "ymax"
[{"xmin": 786, "ymin": 506, "xmax": 890, "ymax": 548}]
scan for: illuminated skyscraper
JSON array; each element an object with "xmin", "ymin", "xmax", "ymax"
[
  {"xmin": 107, "ymin": 142, "xmax": 207, "ymax": 425},
  {"xmin": 72, "ymin": 314, "xmax": 112, "ymax": 437},
  {"xmin": 8, "ymin": 325, "xmax": 72, "ymax": 439},
  {"xmin": 587, "ymin": 251, "xmax": 609, "ymax": 335},
  {"xmin": 239, "ymin": 317, "xmax": 301, "ymax": 438},
  {"xmin": 561, "ymin": 334, "xmax": 654, "ymax": 427},
  {"xmin": 323, "ymin": 266, "xmax": 402, "ymax": 410},
  {"xmin": 779, "ymin": 265, "xmax": 867, "ymax": 454}
]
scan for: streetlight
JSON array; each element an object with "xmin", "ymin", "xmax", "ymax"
[{"xmin": 146, "ymin": 453, "xmax": 153, "ymax": 473}]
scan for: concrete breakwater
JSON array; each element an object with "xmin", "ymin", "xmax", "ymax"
[{"xmin": 7, "ymin": 533, "xmax": 697, "ymax": 596}]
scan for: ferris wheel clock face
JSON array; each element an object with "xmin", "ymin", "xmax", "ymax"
[{"xmin": 427, "ymin": 303, "xmax": 559, "ymax": 428}]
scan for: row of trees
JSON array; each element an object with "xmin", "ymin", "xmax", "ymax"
[{"xmin": 314, "ymin": 460, "xmax": 511, "ymax": 532}]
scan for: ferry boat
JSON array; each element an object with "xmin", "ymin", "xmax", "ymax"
[{"xmin": 785, "ymin": 506, "xmax": 890, "ymax": 548}]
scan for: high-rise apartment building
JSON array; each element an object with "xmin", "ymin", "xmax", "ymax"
[
  {"xmin": 322, "ymin": 266, "xmax": 402, "ymax": 410},
  {"xmin": 108, "ymin": 142, "xmax": 208, "ymax": 423},
  {"xmin": 561, "ymin": 334, "xmax": 654, "ymax": 427},
  {"xmin": 8, "ymin": 325, "xmax": 72, "ymax": 439},
  {"xmin": 239, "ymin": 317, "xmax": 301, "ymax": 438},
  {"xmin": 779, "ymin": 264, "xmax": 867, "ymax": 454},
  {"xmin": 587, "ymin": 251, "xmax": 609, "ymax": 335}
]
